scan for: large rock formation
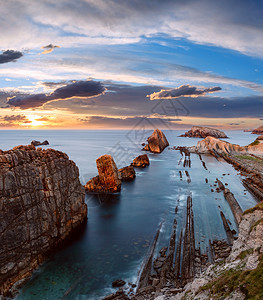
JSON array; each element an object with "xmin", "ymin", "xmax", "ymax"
[
  {"xmin": 180, "ymin": 126, "xmax": 228, "ymax": 138},
  {"xmin": 85, "ymin": 155, "xmax": 121, "ymax": 193},
  {"xmin": 131, "ymin": 154, "xmax": 150, "ymax": 168},
  {"xmin": 0, "ymin": 145, "xmax": 87, "ymax": 297},
  {"xmin": 252, "ymin": 125, "xmax": 263, "ymax": 134},
  {"xmin": 119, "ymin": 166, "xmax": 136, "ymax": 182},
  {"xmin": 188, "ymin": 136, "xmax": 263, "ymax": 156},
  {"xmin": 142, "ymin": 129, "xmax": 169, "ymax": 153}
]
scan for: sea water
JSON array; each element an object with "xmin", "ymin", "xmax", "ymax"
[{"xmin": 0, "ymin": 130, "xmax": 258, "ymax": 299}]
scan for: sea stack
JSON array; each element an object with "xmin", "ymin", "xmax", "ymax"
[
  {"xmin": 119, "ymin": 166, "xmax": 136, "ymax": 182},
  {"xmin": 131, "ymin": 154, "xmax": 150, "ymax": 168},
  {"xmin": 142, "ymin": 129, "xmax": 169, "ymax": 153},
  {"xmin": 85, "ymin": 154, "xmax": 121, "ymax": 193},
  {"xmin": 0, "ymin": 145, "xmax": 87, "ymax": 297},
  {"xmin": 180, "ymin": 126, "xmax": 228, "ymax": 138}
]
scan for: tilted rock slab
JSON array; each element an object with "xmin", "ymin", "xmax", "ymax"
[
  {"xmin": 143, "ymin": 129, "xmax": 169, "ymax": 153},
  {"xmin": 85, "ymin": 154, "xmax": 121, "ymax": 193},
  {"xmin": 0, "ymin": 145, "xmax": 87, "ymax": 297}
]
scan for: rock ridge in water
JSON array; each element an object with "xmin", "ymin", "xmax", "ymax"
[
  {"xmin": 180, "ymin": 126, "xmax": 228, "ymax": 138},
  {"xmin": 252, "ymin": 125, "xmax": 263, "ymax": 134},
  {"xmin": 0, "ymin": 144, "xmax": 87, "ymax": 297},
  {"xmin": 85, "ymin": 154, "xmax": 121, "ymax": 193},
  {"xmin": 143, "ymin": 129, "xmax": 169, "ymax": 153}
]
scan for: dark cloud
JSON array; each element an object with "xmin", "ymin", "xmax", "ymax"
[
  {"xmin": 7, "ymin": 80, "xmax": 106, "ymax": 109},
  {"xmin": 147, "ymin": 85, "xmax": 222, "ymax": 100},
  {"xmin": 41, "ymin": 44, "xmax": 60, "ymax": 54},
  {"xmin": 45, "ymin": 83, "xmax": 263, "ymax": 120},
  {"xmin": 40, "ymin": 81, "xmax": 69, "ymax": 88},
  {"xmin": 80, "ymin": 115, "xmax": 183, "ymax": 129},
  {"xmin": 0, "ymin": 50, "xmax": 23, "ymax": 64},
  {"xmin": 0, "ymin": 114, "xmax": 31, "ymax": 127}
]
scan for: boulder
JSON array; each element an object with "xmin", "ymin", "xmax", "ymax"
[
  {"xmin": 31, "ymin": 140, "xmax": 49, "ymax": 146},
  {"xmin": 131, "ymin": 154, "xmax": 150, "ymax": 168},
  {"xmin": 119, "ymin": 166, "xmax": 136, "ymax": 182},
  {"xmin": 0, "ymin": 146, "xmax": 87, "ymax": 296},
  {"xmin": 112, "ymin": 279, "xmax": 126, "ymax": 288},
  {"xmin": 252, "ymin": 125, "xmax": 263, "ymax": 134},
  {"xmin": 180, "ymin": 126, "xmax": 228, "ymax": 138},
  {"xmin": 256, "ymin": 135, "xmax": 263, "ymax": 140},
  {"xmin": 142, "ymin": 129, "xmax": 169, "ymax": 153},
  {"xmin": 85, "ymin": 155, "xmax": 121, "ymax": 193}
]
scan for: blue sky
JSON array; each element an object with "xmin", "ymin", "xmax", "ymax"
[{"xmin": 0, "ymin": 0, "xmax": 263, "ymax": 129}]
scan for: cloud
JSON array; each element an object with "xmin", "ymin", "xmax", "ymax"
[
  {"xmin": 0, "ymin": 50, "xmax": 23, "ymax": 64},
  {"xmin": 7, "ymin": 80, "xmax": 106, "ymax": 109},
  {"xmin": 147, "ymin": 85, "xmax": 222, "ymax": 100},
  {"xmin": 41, "ymin": 44, "xmax": 60, "ymax": 54},
  {"xmin": 0, "ymin": 114, "xmax": 31, "ymax": 127}
]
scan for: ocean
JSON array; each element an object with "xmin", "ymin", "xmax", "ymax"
[{"xmin": 0, "ymin": 129, "xmax": 258, "ymax": 300}]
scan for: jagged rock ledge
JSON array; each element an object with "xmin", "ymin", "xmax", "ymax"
[
  {"xmin": 0, "ymin": 144, "xmax": 87, "ymax": 298},
  {"xmin": 180, "ymin": 126, "xmax": 228, "ymax": 139},
  {"xmin": 252, "ymin": 125, "xmax": 263, "ymax": 134}
]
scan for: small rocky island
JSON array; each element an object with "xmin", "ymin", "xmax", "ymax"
[
  {"xmin": 252, "ymin": 125, "xmax": 263, "ymax": 134},
  {"xmin": 142, "ymin": 129, "xmax": 169, "ymax": 153},
  {"xmin": 180, "ymin": 126, "xmax": 228, "ymax": 138},
  {"xmin": 0, "ymin": 144, "xmax": 87, "ymax": 297}
]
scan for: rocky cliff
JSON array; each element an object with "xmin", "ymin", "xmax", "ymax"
[
  {"xmin": 252, "ymin": 125, "xmax": 263, "ymax": 134},
  {"xmin": 180, "ymin": 126, "xmax": 228, "ymax": 138},
  {"xmin": 188, "ymin": 136, "xmax": 263, "ymax": 156},
  {"xmin": 85, "ymin": 154, "xmax": 121, "ymax": 193},
  {"xmin": 0, "ymin": 145, "xmax": 87, "ymax": 297},
  {"xmin": 143, "ymin": 129, "xmax": 169, "ymax": 153}
]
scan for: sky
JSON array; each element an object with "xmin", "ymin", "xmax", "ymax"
[{"xmin": 0, "ymin": 0, "xmax": 263, "ymax": 130}]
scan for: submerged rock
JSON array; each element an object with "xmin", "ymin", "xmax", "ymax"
[
  {"xmin": 131, "ymin": 154, "xmax": 150, "ymax": 168},
  {"xmin": 0, "ymin": 145, "xmax": 87, "ymax": 297},
  {"xmin": 119, "ymin": 166, "xmax": 136, "ymax": 182},
  {"xmin": 112, "ymin": 279, "xmax": 126, "ymax": 287},
  {"xmin": 85, "ymin": 154, "xmax": 121, "ymax": 193},
  {"xmin": 142, "ymin": 129, "xmax": 169, "ymax": 153},
  {"xmin": 180, "ymin": 126, "xmax": 228, "ymax": 138},
  {"xmin": 31, "ymin": 140, "xmax": 49, "ymax": 146}
]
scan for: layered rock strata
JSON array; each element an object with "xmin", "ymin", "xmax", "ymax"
[
  {"xmin": 143, "ymin": 129, "xmax": 169, "ymax": 153},
  {"xmin": 0, "ymin": 144, "xmax": 87, "ymax": 297},
  {"xmin": 85, "ymin": 155, "xmax": 121, "ymax": 193},
  {"xmin": 180, "ymin": 126, "xmax": 228, "ymax": 138}
]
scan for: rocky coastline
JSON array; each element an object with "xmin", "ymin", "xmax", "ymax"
[{"xmin": 0, "ymin": 144, "xmax": 87, "ymax": 298}]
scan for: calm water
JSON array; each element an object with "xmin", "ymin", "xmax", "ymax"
[{"xmin": 0, "ymin": 130, "xmax": 258, "ymax": 300}]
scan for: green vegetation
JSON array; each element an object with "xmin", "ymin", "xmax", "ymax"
[
  {"xmin": 234, "ymin": 154, "xmax": 262, "ymax": 162},
  {"xmin": 248, "ymin": 140, "xmax": 260, "ymax": 146},
  {"xmin": 199, "ymin": 254, "xmax": 263, "ymax": 299},
  {"xmin": 243, "ymin": 202, "xmax": 263, "ymax": 215},
  {"xmin": 249, "ymin": 218, "xmax": 263, "ymax": 233},
  {"xmin": 237, "ymin": 249, "xmax": 253, "ymax": 260}
]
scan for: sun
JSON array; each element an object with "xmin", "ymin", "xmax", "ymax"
[{"xmin": 26, "ymin": 115, "xmax": 46, "ymax": 127}]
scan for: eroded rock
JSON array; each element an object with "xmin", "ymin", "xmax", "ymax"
[
  {"xmin": 180, "ymin": 126, "xmax": 228, "ymax": 138},
  {"xmin": 0, "ymin": 145, "xmax": 87, "ymax": 297},
  {"xmin": 85, "ymin": 155, "xmax": 121, "ymax": 193},
  {"xmin": 131, "ymin": 154, "xmax": 150, "ymax": 168},
  {"xmin": 119, "ymin": 166, "xmax": 136, "ymax": 182},
  {"xmin": 142, "ymin": 129, "xmax": 169, "ymax": 153}
]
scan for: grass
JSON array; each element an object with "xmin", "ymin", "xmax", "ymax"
[
  {"xmin": 243, "ymin": 202, "xmax": 263, "ymax": 215},
  {"xmin": 198, "ymin": 254, "xmax": 263, "ymax": 299},
  {"xmin": 237, "ymin": 249, "xmax": 254, "ymax": 260},
  {"xmin": 248, "ymin": 140, "xmax": 260, "ymax": 146},
  {"xmin": 234, "ymin": 154, "xmax": 262, "ymax": 162}
]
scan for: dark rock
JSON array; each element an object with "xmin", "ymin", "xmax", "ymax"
[
  {"xmin": 119, "ymin": 166, "xmax": 136, "ymax": 182},
  {"xmin": 131, "ymin": 154, "xmax": 150, "ymax": 168},
  {"xmin": 31, "ymin": 140, "xmax": 49, "ymax": 146},
  {"xmin": 112, "ymin": 279, "xmax": 126, "ymax": 287},
  {"xmin": 85, "ymin": 155, "xmax": 121, "ymax": 193},
  {"xmin": 252, "ymin": 125, "xmax": 263, "ymax": 134},
  {"xmin": 0, "ymin": 145, "xmax": 87, "ymax": 296}
]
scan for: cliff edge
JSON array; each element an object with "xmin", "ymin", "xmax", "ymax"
[{"xmin": 0, "ymin": 145, "xmax": 87, "ymax": 297}]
